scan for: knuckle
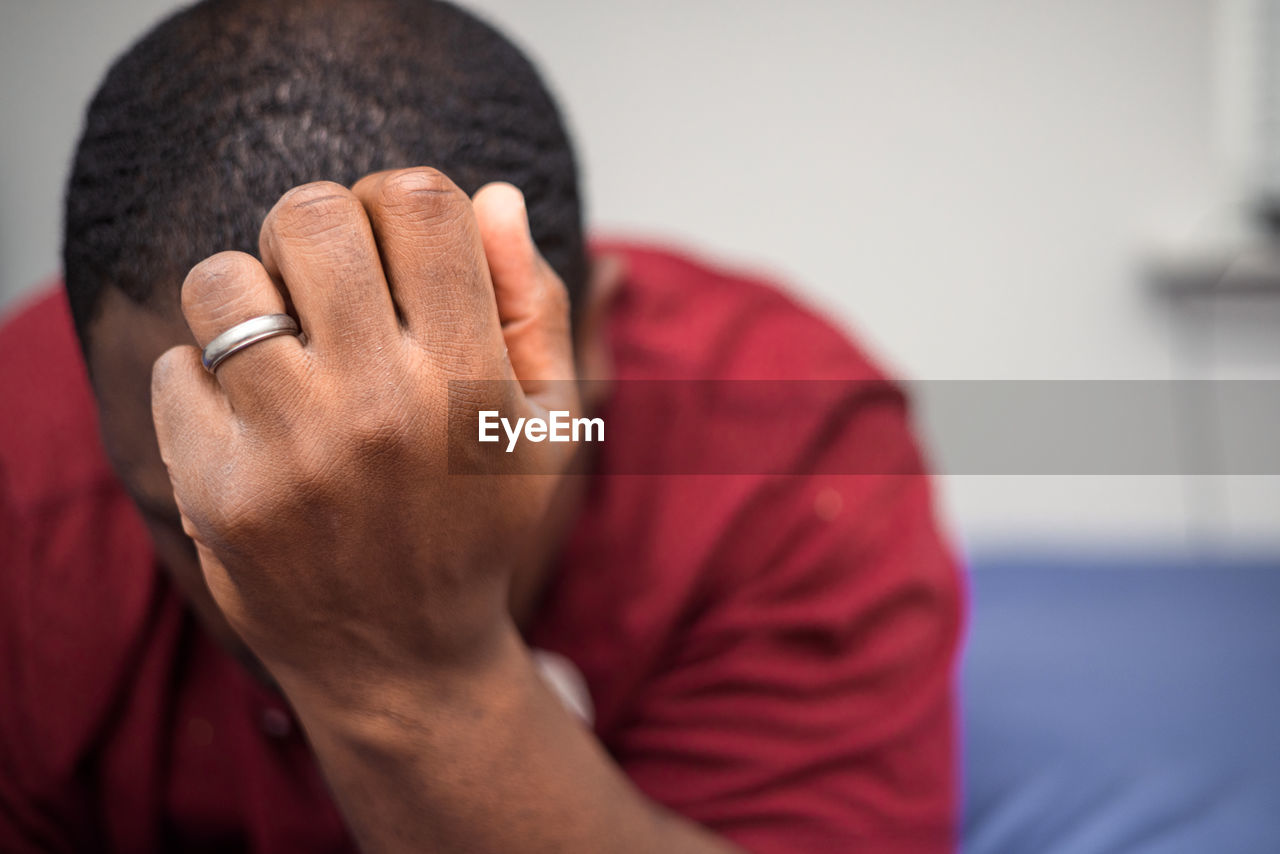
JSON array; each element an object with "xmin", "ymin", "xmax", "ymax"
[
  {"xmin": 380, "ymin": 166, "xmax": 451, "ymax": 199},
  {"xmin": 181, "ymin": 250, "xmax": 263, "ymax": 318},
  {"xmin": 266, "ymin": 181, "xmax": 364, "ymax": 242},
  {"xmin": 376, "ymin": 167, "xmax": 466, "ymax": 221}
]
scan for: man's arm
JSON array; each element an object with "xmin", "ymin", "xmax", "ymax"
[
  {"xmin": 149, "ymin": 168, "xmax": 740, "ymax": 853},
  {"xmin": 290, "ymin": 619, "xmax": 739, "ymax": 853}
]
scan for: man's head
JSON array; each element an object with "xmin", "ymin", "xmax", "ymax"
[
  {"xmin": 66, "ymin": 0, "xmax": 586, "ymax": 345},
  {"xmin": 65, "ymin": 0, "xmax": 589, "ymax": 662}
]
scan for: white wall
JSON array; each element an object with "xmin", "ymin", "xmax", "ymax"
[{"xmin": 2, "ymin": 1, "xmax": 1277, "ymax": 553}]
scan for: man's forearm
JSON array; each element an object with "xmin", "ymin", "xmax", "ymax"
[{"xmin": 284, "ymin": 622, "xmax": 742, "ymax": 854}]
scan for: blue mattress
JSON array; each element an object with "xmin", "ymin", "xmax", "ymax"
[{"xmin": 962, "ymin": 553, "xmax": 1280, "ymax": 853}]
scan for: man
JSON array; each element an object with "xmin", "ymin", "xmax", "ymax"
[{"xmin": 0, "ymin": 0, "xmax": 962, "ymax": 851}]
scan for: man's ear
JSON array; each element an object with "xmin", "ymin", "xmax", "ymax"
[{"xmin": 575, "ymin": 253, "xmax": 626, "ymax": 408}]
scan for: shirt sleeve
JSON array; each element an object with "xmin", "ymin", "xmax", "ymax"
[{"xmin": 610, "ymin": 387, "xmax": 964, "ymax": 853}]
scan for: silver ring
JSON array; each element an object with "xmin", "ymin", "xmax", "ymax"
[{"xmin": 201, "ymin": 314, "xmax": 301, "ymax": 373}]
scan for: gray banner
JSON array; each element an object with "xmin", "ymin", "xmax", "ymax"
[{"xmin": 447, "ymin": 380, "xmax": 1280, "ymax": 475}]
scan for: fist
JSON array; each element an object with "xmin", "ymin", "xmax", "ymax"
[{"xmin": 150, "ymin": 168, "xmax": 578, "ymax": 695}]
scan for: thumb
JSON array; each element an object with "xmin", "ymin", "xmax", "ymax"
[{"xmin": 472, "ymin": 183, "xmax": 576, "ymax": 408}]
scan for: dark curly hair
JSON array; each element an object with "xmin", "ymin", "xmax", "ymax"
[{"xmin": 64, "ymin": 0, "xmax": 586, "ymax": 349}]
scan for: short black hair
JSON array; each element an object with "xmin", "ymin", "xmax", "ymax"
[{"xmin": 64, "ymin": 0, "xmax": 586, "ymax": 349}]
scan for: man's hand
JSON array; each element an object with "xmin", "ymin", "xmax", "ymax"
[
  {"xmin": 151, "ymin": 168, "xmax": 576, "ymax": 701},
  {"xmin": 150, "ymin": 168, "xmax": 737, "ymax": 854}
]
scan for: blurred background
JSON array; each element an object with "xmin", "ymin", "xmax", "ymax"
[
  {"xmin": 4, "ymin": 1, "xmax": 1279, "ymax": 851},
  {"xmin": 3, "ymin": 0, "xmax": 1277, "ymax": 557}
]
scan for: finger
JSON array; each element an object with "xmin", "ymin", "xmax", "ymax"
[
  {"xmin": 351, "ymin": 167, "xmax": 507, "ymax": 368},
  {"xmin": 151, "ymin": 343, "xmax": 235, "ymax": 526},
  {"xmin": 472, "ymin": 182, "xmax": 576, "ymax": 403},
  {"xmin": 258, "ymin": 181, "xmax": 400, "ymax": 360},
  {"xmin": 181, "ymin": 250, "xmax": 308, "ymax": 414}
]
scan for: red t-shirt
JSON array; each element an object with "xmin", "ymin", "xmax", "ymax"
[{"xmin": 0, "ymin": 243, "xmax": 963, "ymax": 853}]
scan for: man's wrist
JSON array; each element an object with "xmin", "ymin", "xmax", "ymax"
[{"xmin": 278, "ymin": 617, "xmax": 534, "ymax": 753}]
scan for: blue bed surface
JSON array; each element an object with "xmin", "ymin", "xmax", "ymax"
[{"xmin": 962, "ymin": 553, "xmax": 1280, "ymax": 853}]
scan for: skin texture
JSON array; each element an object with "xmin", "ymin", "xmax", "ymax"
[{"xmin": 94, "ymin": 168, "xmax": 737, "ymax": 852}]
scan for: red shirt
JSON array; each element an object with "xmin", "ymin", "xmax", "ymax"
[{"xmin": 0, "ymin": 243, "xmax": 963, "ymax": 852}]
